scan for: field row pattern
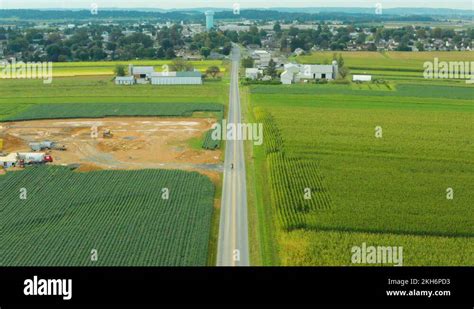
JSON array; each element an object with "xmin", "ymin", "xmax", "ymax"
[
  {"xmin": 1, "ymin": 103, "xmax": 224, "ymax": 121},
  {"xmin": 254, "ymin": 108, "xmax": 332, "ymax": 230},
  {"xmin": 1, "ymin": 166, "xmax": 215, "ymax": 266}
]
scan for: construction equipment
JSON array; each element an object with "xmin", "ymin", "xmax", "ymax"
[
  {"xmin": 29, "ymin": 141, "xmax": 67, "ymax": 152},
  {"xmin": 103, "ymin": 129, "xmax": 113, "ymax": 138}
]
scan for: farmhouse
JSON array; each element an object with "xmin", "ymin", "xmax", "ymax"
[
  {"xmin": 252, "ymin": 50, "xmax": 272, "ymax": 68},
  {"xmin": 115, "ymin": 76, "xmax": 135, "ymax": 85},
  {"xmin": 150, "ymin": 71, "xmax": 202, "ymax": 85},
  {"xmin": 281, "ymin": 61, "xmax": 338, "ymax": 84},
  {"xmin": 281, "ymin": 64, "xmax": 301, "ymax": 85},
  {"xmin": 245, "ymin": 68, "xmax": 262, "ymax": 80}
]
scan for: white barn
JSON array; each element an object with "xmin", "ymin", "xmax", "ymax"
[
  {"xmin": 280, "ymin": 61, "xmax": 338, "ymax": 84},
  {"xmin": 300, "ymin": 64, "xmax": 337, "ymax": 80},
  {"xmin": 130, "ymin": 65, "xmax": 154, "ymax": 84},
  {"xmin": 131, "ymin": 66, "xmax": 154, "ymax": 78},
  {"xmin": 150, "ymin": 71, "xmax": 202, "ymax": 85}
]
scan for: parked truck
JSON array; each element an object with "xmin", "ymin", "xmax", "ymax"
[
  {"xmin": 29, "ymin": 141, "xmax": 67, "ymax": 152},
  {"xmin": 103, "ymin": 129, "xmax": 113, "ymax": 138},
  {"xmin": 17, "ymin": 152, "xmax": 53, "ymax": 165}
]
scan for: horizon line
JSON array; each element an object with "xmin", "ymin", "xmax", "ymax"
[{"xmin": 1, "ymin": 6, "xmax": 473, "ymax": 11}]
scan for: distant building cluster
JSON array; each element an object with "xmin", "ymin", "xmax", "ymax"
[
  {"xmin": 116, "ymin": 65, "xmax": 202, "ymax": 85},
  {"xmin": 280, "ymin": 62, "xmax": 338, "ymax": 84}
]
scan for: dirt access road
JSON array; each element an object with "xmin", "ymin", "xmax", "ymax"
[{"xmin": 0, "ymin": 117, "xmax": 223, "ymax": 180}]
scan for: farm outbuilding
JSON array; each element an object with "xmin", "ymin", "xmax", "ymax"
[
  {"xmin": 131, "ymin": 66, "xmax": 154, "ymax": 78},
  {"xmin": 280, "ymin": 61, "xmax": 338, "ymax": 84},
  {"xmin": 0, "ymin": 153, "xmax": 18, "ymax": 168},
  {"xmin": 115, "ymin": 76, "xmax": 135, "ymax": 85},
  {"xmin": 353, "ymin": 75, "xmax": 372, "ymax": 82},
  {"xmin": 150, "ymin": 71, "xmax": 202, "ymax": 85},
  {"xmin": 130, "ymin": 65, "xmax": 154, "ymax": 84}
]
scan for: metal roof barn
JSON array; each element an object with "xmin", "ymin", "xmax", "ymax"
[{"xmin": 150, "ymin": 71, "xmax": 202, "ymax": 85}]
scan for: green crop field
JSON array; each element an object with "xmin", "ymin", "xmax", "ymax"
[
  {"xmin": 1, "ymin": 166, "xmax": 215, "ymax": 266},
  {"xmin": 247, "ymin": 77, "xmax": 474, "ymax": 266},
  {"xmin": 0, "ymin": 76, "xmax": 229, "ymax": 105},
  {"xmin": 202, "ymin": 128, "xmax": 221, "ymax": 150},
  {"xmin": 1, "ymin": 60, "xmax": 226, "ymax": 77},
  {"xmin": 0, "ymin": 75, "xmax": 228, "ymax": 119},
  {"xmin": 1, "ymin": 102, "xmax": 224, "ymax": 121}
]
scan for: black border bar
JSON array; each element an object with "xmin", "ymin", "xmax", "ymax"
[{"xmin": 1, "ymin": 267, "xmax": 472, "ymax": 307}]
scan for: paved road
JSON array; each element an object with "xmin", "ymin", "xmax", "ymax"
[{"xmin": 216, "ymin": 46, "xmax": 249, "ymax": 266}]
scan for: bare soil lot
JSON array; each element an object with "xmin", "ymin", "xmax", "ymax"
[{"xmin": 0, "ymin": 117, "xmax": 222, "ymax": 176}]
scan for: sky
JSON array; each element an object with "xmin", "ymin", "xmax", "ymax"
[{"xmin": 0, "ymin": 0, "xmax": 472, "ymax": 10}]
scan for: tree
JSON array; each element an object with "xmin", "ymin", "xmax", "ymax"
[
  {"xmin": 415, "ymin": 42, "xmax": 424, "ymax": 51},
  {"xmin": 432, "ymin": 27, "xmax": 442, "ymax": 39},
  {"xmin": 289, "ymin": 27, "xmax": 299, "ymax": 37},
  {"xmin": 333, "ymin": 53, "xmax": 345, "ymax": 70},
  {"xmin": 170, "ymin": 58, "xmax": 194, "ymax": 72},
  {"xmin": 45, "ymin": 44, "xmax": 62, "ymax": 62},
  {"xmin": 367, "ymin": 43, "xmax": 377, "ymax": 51},
  {"xmin": 273, "ymin": 22, "xmax": 282, "ymax": 33},
  {"xmin": 7, "ymin": 37, "xmax": 28, "ymax": 53},
  {"xmin": 334, "ymin": 53, "xmax": 349, "ymax": 79},
  {"xmin": 206, "ymin": 66, "xmax": 221, "ymax": 78},
  {"xmin": 338, "ymin": 66, "xmax": 350, "ymax": 79},
  {"xmin": 241, "ymin": 57, "xmax": 254, "ymax": 68},
  {"xmin": 200, "ymin": 47, "xmax": 211, "ymax": 58},
  {"xmin": 265, "ymin": 59, "xmax": 277, "ymax": 79},
  {"xmin": 114, "ymin": 64, "xmax": 127, "ymax": 76}
]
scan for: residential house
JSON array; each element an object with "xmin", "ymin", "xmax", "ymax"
[
  {"xmin": 245, "ymin": 68, "xmax": 263, "ymax": 80},
  {"xmin": 252, "ymin": 50, "xmax": 272, "ymax": 68}
]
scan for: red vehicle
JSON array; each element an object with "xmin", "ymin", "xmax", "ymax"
[{"xmin": 17, "ymin": 153, "xmax": 53, "ymax": 165}]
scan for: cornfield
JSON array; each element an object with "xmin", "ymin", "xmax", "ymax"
[{"xmin": 254, "ymin": 107, "xmax": 332, "ymax": 231}]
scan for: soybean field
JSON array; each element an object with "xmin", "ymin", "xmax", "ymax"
[
  {"xmin": 1, "ymin": 102, "xmax": 224, "ymax": 121},
  {"xmin": 1, "ymin": 166, "xmax": 215, "ymax": 266}
]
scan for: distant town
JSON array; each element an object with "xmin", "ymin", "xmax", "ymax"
[{"xmin": 1, "ymin": 9, "xmax": 472, "ymax": 64}]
